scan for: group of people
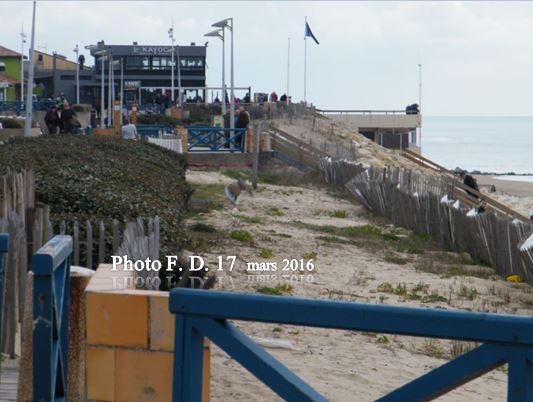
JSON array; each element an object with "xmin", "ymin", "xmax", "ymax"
[
  {"xmin": 224, "ymin": 106, "xmax": 250, "ymax": 130},
  {"xmin": 44, "ymin": 102, "xmax": 80, "ymax": 134}
]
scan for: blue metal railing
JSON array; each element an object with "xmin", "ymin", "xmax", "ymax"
[
  {"xmin": 186, "ymin": 126, "xmax": 247, "ymax": 152},
  {"xmin": 169, "ymin": 288, "xmax": 533, "ymax": 402},
  {"xmin": 32, "ymin": 235, "xmax": 73, "ymax": 402},
  {"xmin": 0, "ymin": 100, "xmax": 56, "ymax": 114}
]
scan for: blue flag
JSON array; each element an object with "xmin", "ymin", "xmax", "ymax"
[{"xmin": 305, "ymin": 21, "xmax": 319, "ymax": 45}]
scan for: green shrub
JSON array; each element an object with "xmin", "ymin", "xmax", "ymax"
[
  {"xmin": 190, "ymin": 222, "xmax": 217, "ymax": 233},
  {"xmin": 256, "ymin": 283, "xmax": 293, "ymax": 296},
  {"xmin": 330, "ymin": 210, "xmax": 348, "ymax": 218},
  {"xmin": 259, "ymin": 248, "xmax": 275, "ymax": 258},
  {"xmin": 229, "ymin": 230, "xmax": 254, "ymax": 243}
]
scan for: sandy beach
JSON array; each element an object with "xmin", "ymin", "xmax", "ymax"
[
  {"xmin": 186, "ymin": 170, "xmax": 532, "ymax": 402},
  {"xmin": 476, "ymin": 176, "xmax": 533, "ymax": 218}
]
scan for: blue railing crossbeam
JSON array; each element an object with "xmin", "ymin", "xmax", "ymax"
[
  {"xmin": 169, "ymin": 289, "xmax": 533, "ymax": 346},
  {"xmin": 377, "ymin": 344, "xmax": 508, "ymax": 402},
  {"xmin": 193, "ymin": 317, "xmax": 327, "ymax": 402}
]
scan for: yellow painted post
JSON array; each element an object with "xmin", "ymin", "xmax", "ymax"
[
  {"xmin": 113, "ymin": 100, "xmax": 121, "ymax": 136},
  {"xmin": 131, "ymin": 104, "xmax": 138, "ymax": 125},
  {"xmin": 246, "ymin": 127, "xmax": 254, "ymax": 153},
  {"xmin": 180, "ymin": 127, "xmax": 188, "ymax": 156}
]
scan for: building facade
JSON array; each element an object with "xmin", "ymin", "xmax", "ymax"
[
  {"xmin": 33, "ymin": 50, "xmax": 93, "ymax": 102},
  {"xmin": 86, "ymin": 43, "xmax": 207, "ymax": 107},
  {"xmin": 0, "ymin": 45, "xmax": 23, "ymax": 102}
]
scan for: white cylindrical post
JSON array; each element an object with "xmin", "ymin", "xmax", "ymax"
[
  {"xmin": 171, "ymin": 38, "xmax": 175, "ymax": 103},
  {"xmin": 100, "ymin": 55, "xmax": 105, "ymax": 128},
  {"xmin": 23, "ymin": 1, "xmax": 36, "ymax": 138},
  {"xmin": 108, "ymin": 56, "xmax": 112, "ymax": 126},
  {"xmin": 75, "ymin": 45, "xmax": 80, "ymax": 104},
  {"xmin": 229, "ymin": 18, "xmax": 235, "ymax": 131},
  {"xmin": 120, "ymin": 58, "xmax": 124, "ymax": 121},
  {"xmin": 20, "ymin": 27, "xmax": 25, "ymax": 103},
  {"xmin": 221, "ymin": 29, "xmax": 226, "ymax": 126},
  {"xmin": 177, "ymin": 45, "xmax": 181, "ymax": 106},
  {"xmin": 418, "ymin": 63, "xmax": 422, "ymax": 150},
  {"xmin": 304, "ymin": 37, "xmax": 307, "ymax": 104},
  {"xmin": 287, "ymin": 37, "xmax": 290, "ymax": 103}
]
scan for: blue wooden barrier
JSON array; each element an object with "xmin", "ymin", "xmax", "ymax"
[
  {"xmin": 169, "ymin": 288, "xmax": 533, "ymax": 402},
  {"xmin": 32, "ymin": 235, "xmax": 73, "ymax": 402},
  {"xmin": 0, "ymin": 234, "xmax": 9, "ymax": 370},
  {"xmin": 186, "ymin": 126, "xmax": 247, "ymax": 152}
]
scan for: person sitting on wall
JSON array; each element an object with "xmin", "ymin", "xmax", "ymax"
[
  {"xmin": 280, "ymin": 94, "xmax": 287, "ymax": 102},
  {"xmin": 243, "ymin": 93, "xmax": 251, "ymax": 103},
  {"xmin": 459, "ymin": 171, "xmax": 480, "ymax": 199},
  {"xmin": 269, "ymin": 91, "xmax": 278, "ymax": 103}
]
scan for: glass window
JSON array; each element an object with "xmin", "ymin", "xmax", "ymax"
[
  {"xmin": 142, "ymin": 57, "xmax": 150, "ymax": 70},
  {"xmin": 0, "ymin": 62, "xmax": 5, "ymax": 72},
  {"xmin": 152, "ymin": 57, "xmax": 161, "ymax": 70}
]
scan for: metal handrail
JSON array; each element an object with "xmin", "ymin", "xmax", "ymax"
[
  {"xmin": 317, "ymin": 109, "xmax": 414, "ymax": 115},
  {"xmin": 169, "ymin": 288, "xmax": 533, "ymax": 402}
]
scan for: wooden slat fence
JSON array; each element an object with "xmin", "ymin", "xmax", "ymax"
[{"xmin": 344, "ymin": 166, "xmax": 533, "ymax": 283}]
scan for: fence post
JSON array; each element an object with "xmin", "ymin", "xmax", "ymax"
[
  {"xmin": 32, "ymin": 235, "xmax": 72, "ymax": 402},
  {"xmin": 507, "ymin": 350, "xmax": 533, "ymax": 401},
  {"xmin": 251, "ymin": 123, "xmax": 260, "ymax": 190},
  {"xmin": 172, "ymin": 315, "xmax": 204, "ymax": 402}
]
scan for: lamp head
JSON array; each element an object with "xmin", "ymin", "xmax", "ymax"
[
  {"xmin": 211, "ymin": 18, "xmax": 231, "ymax": 29},
  {"xmin": 204, "ymin": 29, "xmax": 223, "ymax": 40}
]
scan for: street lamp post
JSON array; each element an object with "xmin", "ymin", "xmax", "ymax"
[
  {"xmin": 212, "ymin": 18, "xmax": 234, "ymax": 130},
  {"xmin": 74, "ymin": 44, "xmax": 79, "ymax": 104},
  {"xmin": 20, "ymin": 26, "xmax": 26, "ymax": 103},
  {"xmin": 23, "ymin": 0, "xmax": 36, "ymax": 138},
  {"xmin": 205, "ymin": 28, "xmax": 225, "ymax": 126},
  {"xmin": 86, "ymin": 43, "xmax": 107, "ymax": 128},
  {"xmin": 168, "ymin": 25, "xmax": 175, "ymax": 103}
]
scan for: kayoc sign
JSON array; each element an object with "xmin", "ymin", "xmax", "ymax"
[{"xmin": 132, "ymin": 46, "xmax": 173, "ymax": 55}]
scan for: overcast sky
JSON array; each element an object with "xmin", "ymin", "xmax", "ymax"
[{"xmin": 2, "ymin": 1, "xmax": 533, "ymax": 115}]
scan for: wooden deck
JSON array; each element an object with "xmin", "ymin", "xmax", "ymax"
[{"xmin": 0, "ymin": 362, "xmax": 19, "ymax": 402}]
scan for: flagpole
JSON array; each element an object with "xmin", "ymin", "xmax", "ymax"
[
  {"xmin": 286, "ymin": 37, "xmax": 290, "ymax": 103},
  {"xmin": 304, "ymin": 17, "xmax": 307, "ymax": 104}
]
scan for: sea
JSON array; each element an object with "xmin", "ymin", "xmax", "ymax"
[{"xmin": 422, "ymin": 116, "xmax": 533, "ymax": 177}]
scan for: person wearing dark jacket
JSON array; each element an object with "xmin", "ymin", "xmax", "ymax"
[
  {"xmin": 60, "ymin": 102, "xmax": 78, "ymax": 134},
  {"xmin": 44, "ymin": 106, "xmax": 61, "ymax": 134},
  {"xmin": 236, "ymin": 107, "xmax": 250, "ymax": 129},
  {"xmin": 459, "ymin": 171, "xmax": 479, "ymax": 199}
]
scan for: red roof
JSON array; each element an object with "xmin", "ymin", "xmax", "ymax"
[
  {"xmin": 0, "ymin": 73, "xmax": 19, "ymax": 85},
  {"xmin": 0, "ymin": 46, "xmax": 22, "ymax": 58}
]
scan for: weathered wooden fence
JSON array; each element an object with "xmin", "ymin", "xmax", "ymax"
[
  {"xmin": 0, "ymin": 170, "xmax": 35, "ymax": 221},
  {"xmin": 344, "ymin": 166, "xmax": 533, "ymax": 283},
  {"xmin": 147, "ymin": 137, "xmax": 183, "ymax": 154}
]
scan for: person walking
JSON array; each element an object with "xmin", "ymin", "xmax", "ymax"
[
  {"xmin": 60, "ymin": 102, "xmax": 78, "ymax": 134},
  {"xmin": 44, "ymin": 105, "xmax": 61, "ymax": 134}
]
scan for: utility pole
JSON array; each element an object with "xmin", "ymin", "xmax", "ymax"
[
  {"xmin": 24, "ymin": 1, "xmax": 36, "ymax": 138},
  {"xmin": 20, "ymin": 25, "xmax": 26, "ymax": 103},
  {"xmin": 169, "ymin": 23, "xmax": 175, "ymax": 103},
  {"xmin": 418, "ymin": 63, "xmax": 422, "ymax": 149},
  {"xmin": 287, "ymin": 37, "xmax": 290, "ymax": 103},
  {"xmin": 74, "ymin": 44, "xmax": 79, "ymax": 104}
]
